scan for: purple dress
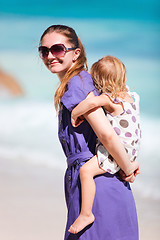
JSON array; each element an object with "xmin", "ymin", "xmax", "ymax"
[{"xmin": 58, "ymin": 70, "xmax": 139, "ymax": 240}]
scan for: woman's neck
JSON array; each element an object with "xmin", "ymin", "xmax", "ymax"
[{"xmin": 57, "ymin": 72, "xmax": 66, "ymax": 82}]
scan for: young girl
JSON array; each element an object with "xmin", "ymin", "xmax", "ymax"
[{"xmin": 69, "ymin": 56, "xmax": 141, "ymax": 234}]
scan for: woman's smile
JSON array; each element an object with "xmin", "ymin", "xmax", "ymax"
[{"xmin": 49, "ymin": 61, "xmax": 61, "ymax": 67}]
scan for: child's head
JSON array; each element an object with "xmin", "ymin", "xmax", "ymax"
[{"xmin": 90, "ymin": 56, "xmax": 128, "ymax": 97}]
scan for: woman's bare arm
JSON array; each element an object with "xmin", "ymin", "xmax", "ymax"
[{"xmin": 84, "ymin": 106, "xmax": 139, "ymax": 177}]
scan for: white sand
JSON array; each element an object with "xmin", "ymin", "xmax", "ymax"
[
  {"xmin": 0, "ymin": 158, "xmax": 159, "ymax": 240},
  {"xmin": 0, "ymin": 158, "xmax": 66, "ymax": 240},
  {"xmin": 133, "ymin": 187, "xmax": 160, "ymax": 240}
]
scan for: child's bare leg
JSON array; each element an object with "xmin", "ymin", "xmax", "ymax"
[{"xmin": 68, "ymin": 155, "xmax": 105, "ymax": 234}]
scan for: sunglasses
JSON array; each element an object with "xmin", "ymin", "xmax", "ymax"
[{"xmin": 38, "ymin": 43, "xmax": 77, "ymax": 59}]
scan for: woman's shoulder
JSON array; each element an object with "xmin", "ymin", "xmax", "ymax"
[
  {"xmin": 67, "ymin": 70, "xmax": 96, "ymax": 93},
  {"xmin": 61, "ymin": 70, "xmax": 97, "ymax": 111},
  {"xmin": 79, "ymin": 70, "xmax": 92, "ymax": 79},
  {"xmin": 68, "ymin": 70, "xmax": 92, "ymax": 85}
]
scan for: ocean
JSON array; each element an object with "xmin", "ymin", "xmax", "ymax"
[{"xmin": 0, "ymin": 3, "xmax": 160, "ymax": 200}]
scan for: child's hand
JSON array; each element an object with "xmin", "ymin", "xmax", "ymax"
[
  {"xmin": 118, "ymin": 166, "xmax": 140, "ymax": 183},
  {"xmin": 123, "ymin": 173, "xmax": 136, "ymax": 183},
  {"xmin": 123, "ymin": 168, "xmax": 140, "ymax": 183},
  {"xmin": 124, "ymin": 160, "xmax": 140, "ymax": 178},
  {"xmin": 71, "ymin": 113, "xmax": 84, "ymax": 127}
]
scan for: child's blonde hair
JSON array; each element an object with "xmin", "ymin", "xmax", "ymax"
[{"xmin": 90, "ymin": 56, "xmax": 128, "ymax": 98}]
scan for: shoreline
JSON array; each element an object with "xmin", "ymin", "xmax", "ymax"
[{"xmin": 0, "ymin": 157, "xmax": 159, "ymax": 240}]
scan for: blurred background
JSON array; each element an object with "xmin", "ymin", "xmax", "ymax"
[{"xmin": 0, "ymin": 0, "xmax": 160, "ymax": 239}]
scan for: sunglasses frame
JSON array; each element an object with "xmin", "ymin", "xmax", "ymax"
[{"xmin": 38, "ymin": 43, "xmax": 77, "ymax": 59}]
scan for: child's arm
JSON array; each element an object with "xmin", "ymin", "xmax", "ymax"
[
  {"xmin": 71, "ymin": 94, "xmax": 112, "ymax": 127},
  {"xmin": 84, "ymin": 105, "xmax": 139, "ymax": 177}
]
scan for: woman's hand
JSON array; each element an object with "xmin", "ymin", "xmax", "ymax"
[{"xmin": 118, "ymin": 167, "xmax": 140, "ymax": 183}]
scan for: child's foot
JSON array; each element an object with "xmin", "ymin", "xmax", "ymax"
[{"xmin": 68, "ymin": 213, "xmax": 95, "ymax": 234}]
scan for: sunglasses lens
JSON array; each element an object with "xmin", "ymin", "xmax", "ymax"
[
  {"xmin": 39, "ymin": 46, "xmax": 49, "ymax": 59},
  {"xmin": 50, "ymin": 44, "xmax": 65, "ymax": 57},
  {"xmin": 39, "ymin": 44, "xmax": 66, "ymax": 59}
]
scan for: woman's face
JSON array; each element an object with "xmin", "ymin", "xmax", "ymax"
[{"xmin": 41, "ymin": 31, "xmax": 80, "ymax": 80}]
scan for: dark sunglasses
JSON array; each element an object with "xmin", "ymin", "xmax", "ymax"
[{"xmin": 38, "ymin": 43, "xmax": 77, "ymax": 59}]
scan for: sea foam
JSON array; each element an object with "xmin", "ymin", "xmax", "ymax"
[
  {"xmin": 0, "ymin": 100, "xmax": 65, "ymax": 170},
  {"xmin": 0, "ymin": 100, "xmax": 160, "ymax": 199}
]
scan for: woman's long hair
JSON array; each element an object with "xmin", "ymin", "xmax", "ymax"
[{"xmin": 39, "ymin": 25, "xmax": 88, "ymax": 112}]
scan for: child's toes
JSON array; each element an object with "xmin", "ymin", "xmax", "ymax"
[{"xmin": 68, "ymin": 225, "xmax": 76, "ymax": 234}]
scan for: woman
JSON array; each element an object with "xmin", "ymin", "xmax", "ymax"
[{"xmin": 38, "ymin": 24, "xmax": 139, "ymax": 240}]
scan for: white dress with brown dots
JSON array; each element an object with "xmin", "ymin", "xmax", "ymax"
[{"xmin": 96, "ymin": 91, "xmax": 141, "ymax": 174}]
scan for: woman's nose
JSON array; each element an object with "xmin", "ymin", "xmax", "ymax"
[{"xmin": 47, "ymin": 51, "xmax": 55, "ymax": 59}]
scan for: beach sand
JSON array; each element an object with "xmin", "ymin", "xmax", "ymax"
[
  {"xmin": 0, "ymin": 158, "xmax": 67, "ymax": 240},
  {"xmin": 133, "ymin": 187, "xmax": 160, "ymax": 240},
  {"xmin": 0, "ymin": 158, "xmax": 159, "ymax": 240}
]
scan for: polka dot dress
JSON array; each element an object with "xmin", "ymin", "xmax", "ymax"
[{"xmin": 96, "ymin": 91, "xmax": 141, "ymax": 174}]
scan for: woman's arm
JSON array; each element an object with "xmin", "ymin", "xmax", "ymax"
[
  {"xmin": 71, "ymin": 94, "xmax": 112, "ymax": 127},
  {"xmin": 84, "ymin": 106, "xmax": 139, "ymax": 177}
]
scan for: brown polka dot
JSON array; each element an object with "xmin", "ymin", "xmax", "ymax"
[
  {"xmin": 131, "ymin": 140, "xmax": 134, "ymax": 146},
  {"xmin": 133, "ymin": 156, "xmax": 136, "ymax": 161},
  {"xmin": 108, "ymin": 155, "xmax": 114, "ymax": 162},
  {"xmin": 110, "ymin": 120, "xmax": 113, "ymax": 126},
  {"xmin": 119, "ymin": 119, "xmax": 129, "ymax": 128},
  {"xmin": 125, "ymin": 148, "xmax": 128, "ymax": 153},
  {"xmin": 100, "ymin": 162, "xmax": 104, "ymax": 167},
  {"xmin": 131, "ymin": 104, "xmax": 136, "ymax": 110}
]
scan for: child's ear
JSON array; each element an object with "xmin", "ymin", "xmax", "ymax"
[{"xmin": 73, "ymin": 48, "xmax": 81, "ymax": 61}]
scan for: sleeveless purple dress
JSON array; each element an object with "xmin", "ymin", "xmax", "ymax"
[{"xmin": 58, "ymin": 70, "xmax": 139, "ymax": 240}]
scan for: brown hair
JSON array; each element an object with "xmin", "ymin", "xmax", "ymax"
[
  {"xmin": 90, "ymin": 56, "xmax": 128, "ymax": 98},
  {"xmin": 39, "ymin": 25, "xmax": 88, "ymax": 111}
]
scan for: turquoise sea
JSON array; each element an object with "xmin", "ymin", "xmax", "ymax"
[{"xmin": 0, "ymin": 1, "xmax": 160, "ymax": 199}]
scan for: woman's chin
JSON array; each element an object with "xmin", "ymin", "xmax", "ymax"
[
  {"xmin": 49, "ymin": 68, "xmax": 57, "ymax": 74},
  {"xmin": 48, "ymin": 65, "xmax": 58, "ymax": 73},
  {"xmin": 48, "ymin": 64, "xmax": 63, "ymax": 74}
]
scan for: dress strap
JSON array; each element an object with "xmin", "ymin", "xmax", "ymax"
[
  {"xmin": 128, "ymin": 91, "xmax": 140, "ymax": 104},
  {"xmin": 103, "ymin": 93, "xmax": 123, "ymax": 104},
  {"xmin": 104, "ymin": 91, "xmax": 139, "ymax": 104}
]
